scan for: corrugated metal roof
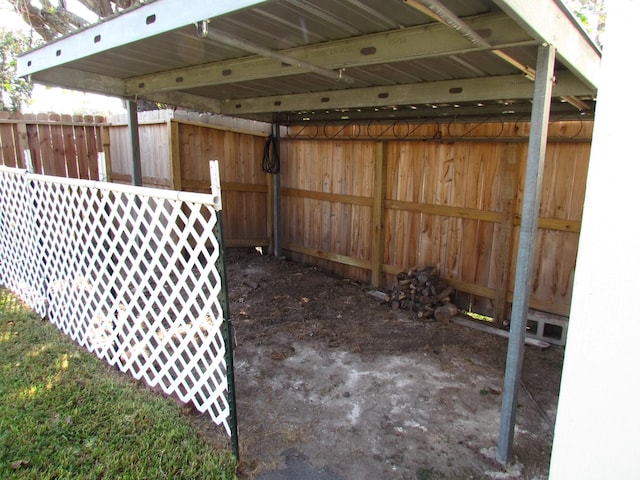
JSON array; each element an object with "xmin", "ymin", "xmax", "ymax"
[{"xmin": 17, "ymin": 0, "xmax": 600, "ymax": 124}]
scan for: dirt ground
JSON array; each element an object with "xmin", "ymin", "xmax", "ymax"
[{"xmin": 199, "ymin": 248, "xmax": 564, "ymax": 480}]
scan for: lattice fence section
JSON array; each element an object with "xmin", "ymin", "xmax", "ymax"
[{"xmin": 0, "ymin": 165, "xmax": 232, "ymax": 435}]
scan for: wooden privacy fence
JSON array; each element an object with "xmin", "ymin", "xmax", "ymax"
[
  {"xmin": 0, "ymin": 109, "xmax": 591, "ymax": 320},
  {"xmin": 281, "ymin": 120, "xmax": 592, "ymax": 321},
  {"xmin": 0, "ymin": 110, "xmax": 272, "ymax": 249},
  {"xmin": 106, "ymin": 110, "xmax": 272, "ymax": 248},
  {"xmin": 0, "ymin": 112, "xmax": 104, "ymax": 179}
]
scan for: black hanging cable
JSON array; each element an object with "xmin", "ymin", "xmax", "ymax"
[{"xmin": 262, "ymin": 134, "xmax": 280, "ymax": 174}]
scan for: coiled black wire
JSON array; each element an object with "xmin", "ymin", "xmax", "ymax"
[{"xmin": 262, "ymin": 134, "xmax": 280, "ymax": 174}]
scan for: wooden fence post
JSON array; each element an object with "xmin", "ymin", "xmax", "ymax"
[
  {"xmin": 0, "ymin": 112, "xmax": 16, "ymax": 167},
  {"xmin": 101, "ymin": 125, "xmax": 113, "ymax": 182},
  {"xmin": 371, "ymin": 140, "xmax": 388, "ymax": 288}
]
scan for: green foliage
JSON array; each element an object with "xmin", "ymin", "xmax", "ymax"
[
  {"xmin": 0, "ymin": 289, "xmax": 237, "ymax": 479},
  {"xmin": 563, "ymin": 0, "xmax": 606, "ymax": 47},
  {"xmin": 0, "ymin": 28, "xmax": 34, "ymax": 112}
]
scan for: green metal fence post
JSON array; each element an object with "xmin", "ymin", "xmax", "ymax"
[{"xmin": 210, "ymin": 160, "xmax": 239, "ymax": 461}]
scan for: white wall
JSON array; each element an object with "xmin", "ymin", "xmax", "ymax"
[{"xmin": 549, "ymin": 1, "xmax": 640, "ymax": 478}]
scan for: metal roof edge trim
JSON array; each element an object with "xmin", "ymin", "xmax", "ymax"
[
  {"xmin": 553, "ymin": 0, "xmax": 602, "ymax": 53},
  {"xmin": 493, "ymin": 0, "xmax": 601, "ymax": 90},
  {"xmin": 17, "ymin": 0, "xmax": 270, "ymax": 78}
]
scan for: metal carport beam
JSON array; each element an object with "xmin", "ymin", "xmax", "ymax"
[
  {"xmin": 219, "ymin": 70, "xmax": 593, "ymax": 116},
  {"xmin": 28, "ymin": 67, "xmax": 126, "ymax": 97},
  {"xmin": 204, "ymin": 29, "xmax": 355, "ymax": 85},
  {"xmin": 27, "ymin": 67, "xmax": 224, "ymax": 113},
  {"xmin": 17, "ymin": 0, "xmax": 271, "ymax": 78},
  {"xmin": 135, "ymin": 91, "xmax": 222, "ymax": 113}
]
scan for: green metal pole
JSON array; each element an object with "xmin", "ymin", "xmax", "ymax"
[
  {"xmin": 210, "ymin": 159, "xmax": 239, "ymax": 461},
  {"xmin": 214, "ymin": 209, "xmax": 239, "ymax": 461}
]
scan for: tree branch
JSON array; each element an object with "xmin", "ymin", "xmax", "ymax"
[
  {"xmin": 9, "ymin": 0, "xmax": 58, "ymax": 41},
  {"xmin": 7, "ymin": 0, "xmax": 146, "ymax": 41},
  {"xmin": 76, "ymin": 0, "xmax": 113, "ymax": 18}
]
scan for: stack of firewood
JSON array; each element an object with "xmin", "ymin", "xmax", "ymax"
[{"xmin": 384, "ymin": 267, "xmax": 459, "ymax": 321}]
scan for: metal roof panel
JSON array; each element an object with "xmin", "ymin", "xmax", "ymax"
[{"xmin": 18, "ymin": 0, "xmax": 600, "ymax": 123}]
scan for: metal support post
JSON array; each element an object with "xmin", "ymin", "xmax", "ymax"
[
  {"xmin": 271, "ymin": 123, "xmax": 282, "ymax": 257},
  {"xmin": 496, "ymin": 44, "xmax": 555, "ymax": 465},
  {"xmin": 127, "ymin": 100, "xmax": 143, "ymax": 186}
]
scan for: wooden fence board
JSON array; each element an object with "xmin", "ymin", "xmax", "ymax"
[
  {"xmin": 13, "ymin": 112, "xmax": 28, "ymax": 169},
  {"xmin": 85, "ymin": 116, "xmax": 99, "ymax": 180},
  {"xmin": 0, "ymin": 112, "xmax": 17, "ymax": 167},
  {"xmin": 106, "ymin": 125, "xmax": 129, "ymax": 178},
  {"xmin": 492, "ymin": 143, "xmax": 519, "ymax": 323},
  {"xmin": 36, "ymin": 113, "xmax": 55, "ymax": 175},
  {"xmin": 73, "ymin": 114, "xmax": 90, "ymax": 179},
  {"xmin": 569, "ymin": 145, "xmax": 590, "ymax": 219},
  {"xmin": 61, "ymin": 114, "xmax": 79, "ymax": 178},
  {"xmin": 48, "ymin": 114, "xmax": 67, "ymax": 177}
]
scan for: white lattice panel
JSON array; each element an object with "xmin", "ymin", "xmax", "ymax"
[{"xmin": 0, "ymin": 166, "xmax": 231, "ymax": 435}]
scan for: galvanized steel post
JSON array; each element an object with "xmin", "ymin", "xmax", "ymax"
[
  {"xmin": 497, "ymin": 43, "xmax": 555, "ymax": 464},
  {"xmin": 272, "ymin": 123, "xmax": 282, "ymax": 257},
  {"xmin": 126, "ymin": 100, "xmax": 142, "ymax": 186}
]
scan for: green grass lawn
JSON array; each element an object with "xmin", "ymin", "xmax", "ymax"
[{"xmin": 0, "ymin": 288, "xmax": 237, "ymax": 479}]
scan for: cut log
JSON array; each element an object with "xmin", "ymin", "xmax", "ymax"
[
  {"xmin": 400, "ymin": 299, "xmax": 415, "ymax": 310},
  {"xmin": 434, "ymin": 302, "xmax": 459, "ymax": 322},
  {"xmin": 415, "ymin": 267, "xmax": 438, "ymax": 284},
  {"xmin": 367, "ymin": 290, "xmax": 390, "ymax": 303},
  {"xmin": 417, "ymin": 306, "xmax": 435, "ymax": 320},
  {"xmin": 384, "ymin": 265, "xmax": 458, "ymax": 319},
  {"xmin": 435, "ymin": 286, "xmax": 454, "ymax": 302}
]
